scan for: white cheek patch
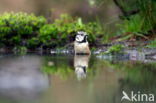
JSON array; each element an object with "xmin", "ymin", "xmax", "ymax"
[
  {"xmin": 76, "ymin": 36, "xmax": 80, "ymax": 41},
  {"xmin": 76, "ymin": 35, "xmax": 84, "ymax": 42}
]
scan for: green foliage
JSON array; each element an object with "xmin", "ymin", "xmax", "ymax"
[
  {"xmin": 53, "ymin": 14, "xmax": 103, "ymax": 43},
  {"xmin": 115, "ymin": 0, "xmax": 156, "ymax": 28},
  {"xmin": 0, "ymin": 12, "xmax": 104, "ymax": 51},
  {"xmin": 27, "ymin": 37, "xmax": 40, "ymax": 48},
  {"xmin": 0, "ymin": 12, "xmax": 46, "ymax": 47},
  {"xmin": 120, "ymin": 15, "xmax": 148, "ymax": 33},
  {"xmin": 116, "ymin": 0, "xmax": 156, "ymax": 41},
  {"xmin": 105, "ymin": 44, "xmax": 124, "ymax": 54},
  {"xmin": 138, "ymin": 0, "xmax": 156, "ymax": 29},
  {"xmin": 0, "ymin": 12, "xmax": 46, "ymax": 35},
  {"xmin": 39, "ymin": 14, "xmax": 104, "ymax": 46},
  {"xmin": 13, "ymin": 46, "xmax": 27, "ymax": 55},
  {"xmin": 39, "ymin": 24, "xmax": 59, "ymax": 46},
  {"xmin": 146, "ymin": 39, "xmax": 156, "ymax": 48},
  {"xmin": 118, "ymin": 15, "xmax": 151, "ymax": 41}
]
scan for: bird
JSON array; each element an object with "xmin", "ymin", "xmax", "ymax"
[{"xmin": 74, "ymin": 31, "xmax": 91, "ymax": 55}]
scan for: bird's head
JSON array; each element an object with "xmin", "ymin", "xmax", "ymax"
[{"xmin": 75, "ymin": 31, "xmax": 88, "ymax": 43}]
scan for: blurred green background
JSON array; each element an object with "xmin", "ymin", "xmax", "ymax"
[{"xmin": 0, "ymin": 0, "xmax": 155, "ymax": 52}]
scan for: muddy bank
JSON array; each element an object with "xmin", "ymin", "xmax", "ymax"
[{"xmin": 1, "ymin": 41, "xmax": 156, "ymax": 62}]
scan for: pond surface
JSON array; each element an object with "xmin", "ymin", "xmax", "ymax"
[{"xmin": 0, "ymin": 54, "xmax": 156, "ymax": 103}]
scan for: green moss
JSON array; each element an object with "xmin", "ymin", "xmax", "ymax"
[
  {"xmin": 146, "ymin": 40, "xmax": 156, "ymax": 48},
  {"xmin": 105, "ymin": 44, "xmax": 124, "ymax": 54}
]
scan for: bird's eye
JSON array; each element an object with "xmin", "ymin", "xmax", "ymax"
[{"xmin": 80, "ymin": 34, "xmax": 83, "ymax": 36}]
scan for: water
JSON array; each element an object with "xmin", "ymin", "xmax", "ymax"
[{"xmin": 0, "ymin": 54, "xmax": 156, "ymax": 103}]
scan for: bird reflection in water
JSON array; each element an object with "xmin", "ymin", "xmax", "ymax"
[{"xmin": 74, "ymin": 55, "xmax": 90, "ymax": 80}]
